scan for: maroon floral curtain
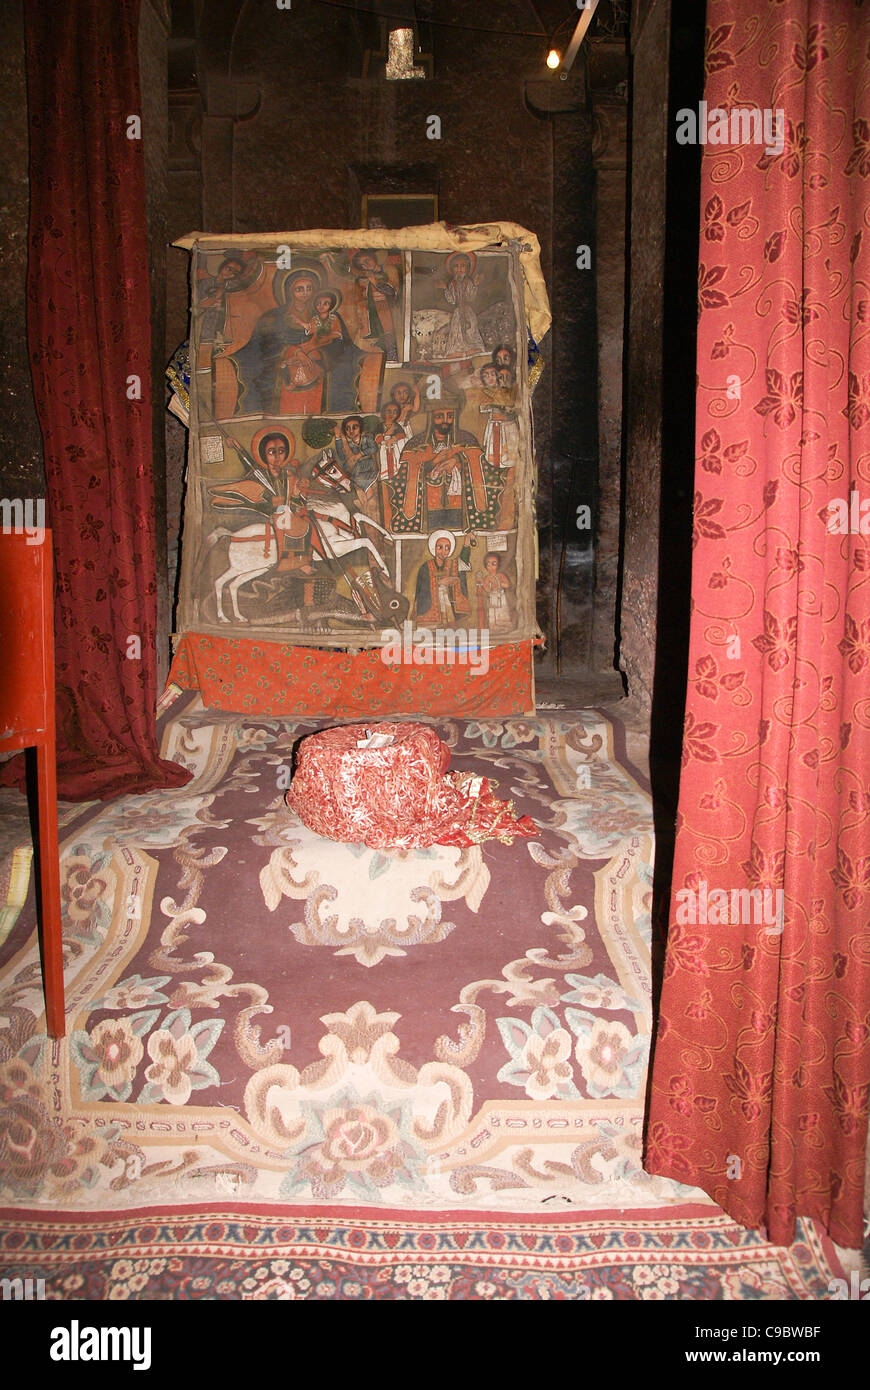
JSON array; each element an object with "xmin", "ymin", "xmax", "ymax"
[
  {"xmin": 7, "ymin": 0, "xmax": 191, "ymax": 800},
  {"xmin": 645, "ymin": 0, "xmax": 870, "ymax": 1248}
]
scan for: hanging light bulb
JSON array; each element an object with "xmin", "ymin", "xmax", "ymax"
[{"xmin": 546, "ymin": 49, "xmax": 561, "ymax": 70}]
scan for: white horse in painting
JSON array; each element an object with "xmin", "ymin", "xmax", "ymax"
[{"xmin": 203, "ymin": 498, "xmax": 391, "ymax": 624}]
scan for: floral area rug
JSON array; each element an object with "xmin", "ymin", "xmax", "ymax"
[
  {"xmin": 0, "ymin": 698, "xmax": 709, "ymax": 1215},
  {"xmin": 0, "ymin": 1206, "xmax": 844, "ymax": 1300}
]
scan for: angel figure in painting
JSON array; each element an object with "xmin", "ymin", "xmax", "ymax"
[
  {"xmin": 349, "ymin": 249, "xmax": 401, "ymax": 362},
  {"xmin": 198, "ymin": 254, "xmax": 247, "ymax": 344},
  {"xmin": 442, "ymin": 252, "xmax": 485, "ymax": 359},
  {"xmin": 478, "ymin": 362, "xmax": 520, "ymax": 471},
  {"xmin": 199, "ymin": 251, "xmax": 278, "ymax": 418},
  {"xmin": 476, "ymin": 551, "xmax": 513, "ymax": 634}
]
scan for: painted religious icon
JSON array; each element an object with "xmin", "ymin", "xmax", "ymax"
[
  {"xmin": 387, "ymin": 395, "xmax": 505, "ymax": 534},
  {"xmin": 198, "ymin": 423, "xmax": 400, "ymax": 629},
  {"xmin": 225, "ymin": 267, "xmax": 356, "ymax": 417},
  {"xmin": 347, "ymin": 249, "xmax": 403, "ymax": 362},
  {"xmin": 178, "ymin": 233, "xmax": 535, "ymax": 646},
  {"xmin": 475, "ymin": 550, "xmax": 514, "ymax": 633},
  {"xmin": 408, "ymin": 250, "xmax": 516, "ymax": 364},
  {"xmin": 196, "ymin": 250, "xmax": 403, "ymax": 422},
  {"xmin": 412, "ymin": 530, "xmax": 474, "ymax": 623}
]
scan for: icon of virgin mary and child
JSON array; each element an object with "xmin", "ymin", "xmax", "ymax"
[{"xmin": 226, "ymin": 268, "xmax": 365, "ymax": 416}]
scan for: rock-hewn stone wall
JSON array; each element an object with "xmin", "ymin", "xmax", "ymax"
[
  {"xmin": 620, "ymin": 0, "xmax": 671, "ymax": 710},
  {"xmin": 163, "ymin": 0, "xmax": 628, "ymax": 673}
]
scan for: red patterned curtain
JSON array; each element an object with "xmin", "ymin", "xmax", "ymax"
[
  {"xmin": 645, "ymin": 0, "xmax": 870, "ymax": 1248},
  {"xmin": 11, "ymin": 0, "xmax": 191, "ymax": 800}
]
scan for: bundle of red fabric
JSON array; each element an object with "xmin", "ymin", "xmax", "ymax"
[{"xmin": 285, "ymin": 722, "xmax": 539, "ymax": 850}]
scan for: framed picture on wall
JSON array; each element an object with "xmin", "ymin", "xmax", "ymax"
[{"xmin": 362, "ymin": 193, "xmax": 438, "ymax": 229}]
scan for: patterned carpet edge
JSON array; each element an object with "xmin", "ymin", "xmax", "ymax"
[{"xmin": 0, "ymin": 1202, "xmax": 846, "ymax": 1301}]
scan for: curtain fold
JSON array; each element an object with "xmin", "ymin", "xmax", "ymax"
[
  {"xmin": 10, "ymin": 0, "xmax": 191, "ymax": 800},
  {"xmin": 645, "ymin": 0, "xmax": 870, "ymax": 1248}
]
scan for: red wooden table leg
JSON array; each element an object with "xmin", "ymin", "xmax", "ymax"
[{"xmin": 36, "ymin": 738, "xmax": 65, "ymax": 1038}]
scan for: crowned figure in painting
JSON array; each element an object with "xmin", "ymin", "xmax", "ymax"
[{"xmin": 387, "ymin": 392, "xmax": 504, "ymax": 534}]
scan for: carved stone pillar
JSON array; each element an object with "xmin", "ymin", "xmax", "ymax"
[
  {"xmin": 589, "ymin": 46, "xmax": 628, "ymax": 673},
  {"xmin": 619, "ymin": 0, "xmax": 671, "ymax": 710},
  {"xmin": 525, "ymin": 70, "xmax": 597, "ymax": 674}
]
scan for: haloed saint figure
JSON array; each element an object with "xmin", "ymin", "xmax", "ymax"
[
  {"xmin": 443, "ymin": 252, "xmax": 485, "ymax": 359},
  {"xmin": 209, "ymin": 426, "xmax": 316, "ymax": 573},
  {"xmin": 413, "ymin": 530, "xmax": 472, "ymax": 624}
]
